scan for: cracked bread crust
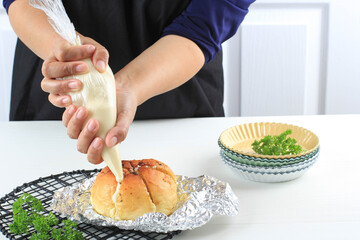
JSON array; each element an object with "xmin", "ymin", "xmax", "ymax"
[{"xmin": 91, "ymin": 159, "xmax": 177, "ymax": 220}]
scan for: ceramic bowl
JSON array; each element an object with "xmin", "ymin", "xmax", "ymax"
[
  {"xmin": 220, "ymin": 151, "xmax": 318, "ymax": 182},
  {"xmin": 219, "ymin": 141, "xmax": 320, "ymax": 167},
  {"xmin": 220, "ymin": 150, "xmax": 319, "ymax": 174},
  {"xmin": 219, "ymin": 122, "xmax": 319, "ymax": 159},
  {"xmin": 218, "ymin": 122, "xmax": 320, "ymax": 182}
]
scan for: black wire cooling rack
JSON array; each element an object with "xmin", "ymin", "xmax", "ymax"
[{"xmin": 0, "ymin": 169, "xmax": 180, "ymax": 240}]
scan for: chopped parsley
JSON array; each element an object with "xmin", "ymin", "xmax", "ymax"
[
  {"xmin": 9, "ymin": 193, "xmax": 83, "ymax": 240},
  {"xmin": 252, "ymin": 129, "xmax": 304, "ymax": 156}
]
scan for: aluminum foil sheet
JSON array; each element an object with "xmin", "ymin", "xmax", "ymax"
[{"xmin": 52, "ymin": 174, "xmax": 238, "ymax": 232}]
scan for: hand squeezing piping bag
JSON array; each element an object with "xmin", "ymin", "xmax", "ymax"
[{"xmin": 30, "ymin": 0, "xmax": 123, "ymax": 182}]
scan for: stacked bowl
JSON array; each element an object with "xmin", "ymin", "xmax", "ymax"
[{"xmin": 218, "ymin": 122, "xmax": 320, "ymax": 183}]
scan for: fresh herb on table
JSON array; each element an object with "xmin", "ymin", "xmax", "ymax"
[
  {"xmin": 9, "ymin": 193, "xmax": 83, "ymax": 240},
  {"xmin": 252, "ymin": 129, "xmax": 304, "ymax": 155}
]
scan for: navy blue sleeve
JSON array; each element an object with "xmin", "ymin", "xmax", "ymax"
[
  {"xmin": 162, "ymin": 0, "xmax": 256, "ymax": 63},
  {"xmin": 3, "ymin": 0, "xmax": 14, "ymax": 13},
  {"xmin": 4, "ymin": 0, "xmax": 255, "ymax": 63}
]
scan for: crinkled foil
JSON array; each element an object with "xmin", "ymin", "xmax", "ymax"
[{"xmin": 52, "ymin": 174, "xmax": 238, "ymax": 233}]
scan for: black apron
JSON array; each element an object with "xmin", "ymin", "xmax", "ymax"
[{"xmin": 10, "ymin": 0, "xmax": 224, "ymax": 121}]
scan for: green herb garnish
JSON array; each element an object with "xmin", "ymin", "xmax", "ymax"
[
  {"xmin": 9, "ymin": 193, "xmax": 83, "ymax": 240},
  {"xmin": 252, "ymin": 129, "xmax": 304, "ymax": 156}
]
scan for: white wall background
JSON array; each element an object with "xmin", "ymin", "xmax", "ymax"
[
  {"xmin": 223, "ymin": 0, "xmax": 360, "ymax": 116},
  {"xmin": 1, "ymin": 0, "xmax": 360, "ymax": 121}
]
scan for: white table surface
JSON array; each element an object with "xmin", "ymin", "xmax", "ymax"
[{"xmin": 1, "ymin": 115, "xmax": 360, "ymax": 239}]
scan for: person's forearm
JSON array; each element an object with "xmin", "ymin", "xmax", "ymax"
[
  {"xmin": 8, "ymin": 0, "xmax": 64, "ymax": 59},
  {"xmin": 115, "ymin": 35, "xmax": 205, "ymax": 105}
]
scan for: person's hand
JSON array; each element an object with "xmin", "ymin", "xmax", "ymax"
[
  {"xmin": 40, "ymin": 35, "xmax": 115, "ymax": 164},
  {"xmin": 41, "ymin": 35, "xmax": 109, "ymax": 107},
  {"xmin": 62, "ymin": 75, "xmax": 138, "ymax": 164}
]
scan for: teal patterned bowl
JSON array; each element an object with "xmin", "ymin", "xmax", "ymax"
[
  {"xmin": 219, "ymin": 140, "xmax": 320, "ymax": 167},
  {"xmin": 220, "ymin": 151, "xmax": 319, "ymax": 182}
]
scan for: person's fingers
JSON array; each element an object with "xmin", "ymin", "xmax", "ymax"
[
  {"xmin": 67, "ymin": 107, "xmax": 88, "ymax": 139},
  {"xmin": 48, "ymin": 93, "xmax": 72, "ymax": 108},
  {"xmin": 105, "ymin": 109, "xmax": 136, "ymax": 148},
  {"xmin": 62, "ymin": 105, "xmax": 77, "ymax": 127},
  {"xmin": 87, "ymin": 137, "xmax": 104, "ymax": 164},
  {"xmin": 81, "ymin": 37, "xmax": 109, "ymax": 73},
  {"xmin": 53, "ymin": 44, "xmax": 95, "ymax": 62},
  {"xmin": 41, "ymin": 78, "xmax": 82, "ymax": 94},
  {"xmin": 76, "ymin": 119, "xmax": 99, "ymax": 154},
  {"xmin": 42, "ymin": 60, "xmax": 89, "ymax": 79}
]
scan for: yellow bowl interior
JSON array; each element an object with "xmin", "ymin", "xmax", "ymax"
[{"xmin": 219, "ymin": 122, "xmax": 319, "ymax": 159}]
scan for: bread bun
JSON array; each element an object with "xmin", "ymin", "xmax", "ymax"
[{"xmin": 91, "ymin": 159, "xmax": 177, "ymax": 220}]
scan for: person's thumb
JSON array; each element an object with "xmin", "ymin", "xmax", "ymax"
[
  {"xmin": 93, "ymin": 46, "xmax": 109, "ymax": 73},
  {"xmin": 105, "ymin": 126, "xmax": 128, "ymax": 148},
  {"xmin": 105, "ymin": 109, "xmax": 136, "ymax": 148},
  {"xmin": 80, "ymin": 36, "xmax": 109, "ymax": 73}
]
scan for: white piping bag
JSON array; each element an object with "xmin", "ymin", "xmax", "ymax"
[{"xmin": 30, "ymin": 0, "xmax": 123, "ymax": 182}]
